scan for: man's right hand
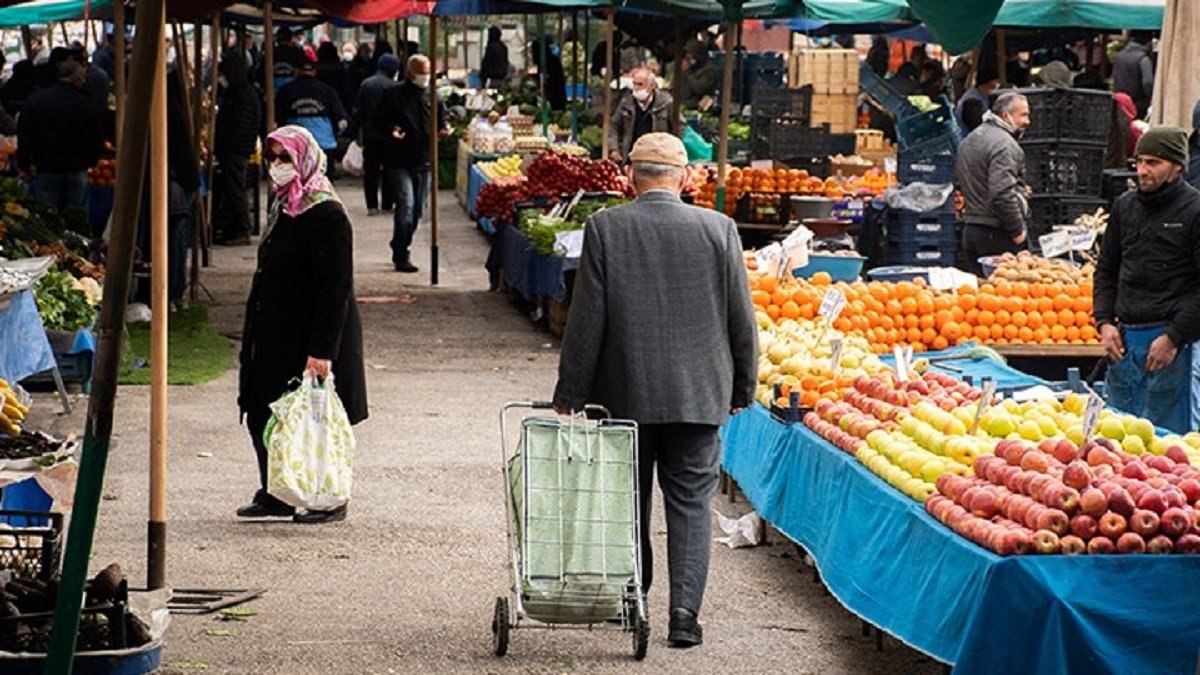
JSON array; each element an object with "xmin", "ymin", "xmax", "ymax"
[
  {"xmin": 608, "ymin": 150, "xmax": 622, "ymax": 163},
  {"xmin": 1100, "ymin": 323, "xmax": 1125, "ymax": 362},
  {"xmin": 1012, "ymin": 229, "xmax": 1027, "ymax": 246}
]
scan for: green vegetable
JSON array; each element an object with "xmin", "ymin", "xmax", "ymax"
[
  {"xmin": 578, "ymin": 126, "xmax": 603, "ymax": 151},
  {"xmin": 33, "ymin": 267, "xmax": 94, "ymax": 331},
  {"xmin": 728, "ymin": 121, "xmax": 750, "ymax": 141}
]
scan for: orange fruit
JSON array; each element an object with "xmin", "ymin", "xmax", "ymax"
[
  {"xmin": 1071, "ymin": 297, "xmax": 1090, "ymax": 313},
  {"xmin": 934, "ymin": 309, "xmax": 954, "ymax": 329},
  {"xmin": 978, "ymin": 310, "xmax": 995, "ymax": 326},
  {"xmin": 974, "ymin": 325, "xmax": 990, "ymax": 340},
  {"xmin": 995, "ymin": 309, "xmax": 1012, "ymax": 326},
  {"xmin": 1058, "ymin": 309, "xmax": 1076, "ymax": 327},
  {"xmin": 921, "ymin": 327, "xmax": 938, "ymax": 345},
  {"xmin": 772, "ymin": 288, "xmax": 790, "ymax": 306},
  {"xmin": 1053, "ymin": 294, "xmax": 1072, "ymax": 311},
  {"xmin": 905, "ymin": 315, "xmax": 919, "ymax": 329},
  {"xmin": 885, "ymin": 299, "xmax": 903, "ymax": 316},
  {"xmin": 1066, "ymin": 326, "xmax": 1081, "ymax": 342},
  {"xmin": 751, "ymin": 290, "xmax": 770, "ymax": 307},
  {"xmin": 1036, "ymin": 297, "xmax": 1054, "ymax": 313},
  {"xmin": 916, "ymin": 293, "xmax": 935, "ymax": 315},
  {"xmin": 1050, "ymin": 324, "xmax": 1067, "ymax": 341},
  {"xmin": 812, "ymin": 271, "xmax": 833, "ymax": 286},
  {"xmin": 758, "ymin": 275, "xmax": 778, "ymax": 294},
  {"xmin": 801, "ymin": 391, "xmax": 820, "ymax": 407},
  {"xmin": 1018, "ymin": 326, "xmax": 1034, "ymax": 343},
  {"xmin": 1075, "ymin": 311, "xmax": 1090, "ymax": 327},
  {"xmin": 767, "ymin": 304, "xmax": 781, "ymax": 320},
  {"xmin": 951, "ymin": 306, "xmax": 965, "ymax": 322},
  {"xmin": 990, "ymin": 324, "xmax": 1004, "ymax": 339},
  {"xmin": 906, "ymin": 327, "xmax": 922, "ymax": 344},
  {"xmin": 781, "ymin": 301, "xmax": 801, "ymax": 319},
  {"xmin": 1081, "ymin": 324, "xmax": 1097, "ymax": 341},
  {"xmin": 934, "ymin": 295, "xmax": 953, "ymax": 312},
  {"xmin": 994, "ymin": 282, "xmax": 1012, "ymax": 297},
  {"xmin": 1010, "ymin": 282, "xmax": 1029, "ymax": 298},
  {"xmin": 1064, "ymin": 284, "xmax": 1080, "ymax": 298},
  {"xmin": 1011, "ymin": 311, "xmax": 1028, "ymax": 327},
  {"xmin": 1026, "ymin": 311, "xmax": 1043, "ymax": 329},
  {"xmin": 901, "ymin": 297, "xmax": 918, "ymax": 314},
  {"xmin": 965, "ymin": 308, "xmax": 980, "ymax": 325},
  {"xmin": 942, "ymin": 321, "xmax": 963, "ymax": 341},
  {"xmin": 834, "ymin": 317, "xmax": 852, "ymax": 332},
  {"xmin": 1033, "ymin": 327, "xmax": 1049, "ymax": 343},
  {"xmin": 1004, "ymin": 324, "xmax": 1019, "ymax": 340},
  {"xmin": 919, "ymin": 314, "xmax": 935, "ymax": 330},
  {"xmin": 978, "ymin": 294, "xmax": 1001, "ymax": 312},
  {"xmin": 958, "ymin": 294, "xmax": 977, "ymax": 311},
  {"xmin": 800, "ymin": 303, "xmax": 815, "ymax": 320},
  {"xmin": 1030, "ymin": 284, "xmax": 1047, "ymax": 299},
  {"xmin": 932, "ymin": 336, "xmax": 949, "ymax": 351}
]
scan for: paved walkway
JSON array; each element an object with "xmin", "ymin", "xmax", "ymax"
[{"xmin": 39, "ymin": 181, "xmax": 942, "ymax": 673}]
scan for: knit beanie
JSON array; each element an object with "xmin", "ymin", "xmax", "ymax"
[{"xmin": 1135, "ymin": 126, "xmax": 1190, "ymax": 166}]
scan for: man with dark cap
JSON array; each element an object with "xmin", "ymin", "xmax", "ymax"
[
  {"xmin": 275, "ymin": 59, "xmax": 348, "ymax": 167},
  {"xmin": 1094, "ymin": 126, "xmax": 1200, "ymax": 433},
  {"xmin": 553, "ymin": 132, "xmax": 757, "ymax": 650},
  {"xmin": 679, "ymin": 39, "xmax": 717, "ymax": 109},
  {"xmin": 354, "ymin": 53, "xmax": 400, "ymax": 215}
]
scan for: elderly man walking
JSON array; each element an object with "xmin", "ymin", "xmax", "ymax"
[
  {"xmin": 608, "ymin": 68, "xmax": 678, "ymax": 164},
  {"xmin": 954, "ymin": 91, "xmax": 1033, "ymax": 276},
  {"xmin": 553, "ymin": 133, "xmax": 758, "ymax": 648}
]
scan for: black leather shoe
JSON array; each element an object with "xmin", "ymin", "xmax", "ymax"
[
  {"xmin": 293, "ymin": 504, "xmax": 348, "ymax": 524},
  {"xmin": 668, "ymin": 608, "xmax": 702, "ymax": 648},
  {"xmin": 236, "ymin": 500, "xmax": 294, "ymax": 518},
  {"xmin": 394, "ymin": 261, "xmax": 419, "ymax": 273}
]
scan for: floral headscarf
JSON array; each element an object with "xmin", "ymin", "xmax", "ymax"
[{"xmin": 266, "ymin": 125, "xmax": 340, "ymax": 221}]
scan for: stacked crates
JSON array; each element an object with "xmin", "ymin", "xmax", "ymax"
[{"xmin": 884, "ymin": 198, "xmax": 958, "ymax": 267}]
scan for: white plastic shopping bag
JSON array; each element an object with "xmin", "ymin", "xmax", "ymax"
[
  {"xmin": 265, "ymin": 374, "xmax": 355, "ymax": 510},
  {"xmin": 341, "ymin": 141, "xmax": 365, "ymax": 176}
]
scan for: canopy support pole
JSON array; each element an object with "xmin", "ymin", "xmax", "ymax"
[
  {"xmin": 996, "ymin": 29, "xmax": 1007, "ymax": 86},
  {"xmin": 537, "ymin": 14, "xmax": 547, "ymax": 136},
  {"xmin": 430, "ymin": 16, "xmax": 440, "ymax": 287},
  {"xmin": 203, "ymin": 14, "xmax": 221, "ymax": 269},
  {"xmin": 571, "ymin": 11, "xmax": 579, "ymax": 139},
  {"xmin": 114, "ymin": 0, "xmax": 125, "ymax": 151},
  {"xmin": 600, "ymin": 9, "xmax": 614, "ymax": 160},
  {"xmin": 264, "ymin": 2, "xmax": 275, "ymax": 134},
  {"xmin": 672, "ymin": 22, "xmax": 684, "ymax": 136},
  {"xmin": 147, "ymin": 4, "xmax": 169, "ymax": 593},
  {"xmin": 715, "ymin": 21, "xmax": 737, "ymax": 214},
  {"xmin": 44, "ymin": 0, "xmax": 165, "ymax": 670}
]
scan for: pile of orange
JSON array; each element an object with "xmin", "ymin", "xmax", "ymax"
[
  {"xmin": 693, "ymin": 166, "xmax": 896, "ymax": 213},
  {"xmin": 750, "ymin": 273, "xmax": 1098, "ymax": 353}
]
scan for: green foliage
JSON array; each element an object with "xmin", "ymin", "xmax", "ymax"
[{"xmin": 33, "ymin": 267, "xmax": 93, "ymax": 331}]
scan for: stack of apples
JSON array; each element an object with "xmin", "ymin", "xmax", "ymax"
[
  {"xmin": 755, "ymin": 315, "xmax": 887, "ymax": 408},
  {"xmin": 927, "ymin": 437, "xmax": 1200, "ymax": 555}
]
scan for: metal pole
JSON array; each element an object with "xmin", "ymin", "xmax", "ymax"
[
  {"xmin": 996, "ymin": 28, "xmax": 1008, "ymax": 85},
  {"xmin": 205, "ymin": 14, "xmax": 221, "ymax": 236},
  {"xmin": 430, "ymin": 16, "xmax": 440, "ymax": 286},
  {"xmin": 715, "ymin": 21, "xmax": 736, "ymax": 213},
  {"xmin": 672, "ymin": 22, "xmax": 684, "ymax": 136},
  {"xmin": 537, "ymin": 14, "xmax": 547, "ymax": 135},
  {"xmin": 571, "ymin": 12, "xmax": 579, "ymax": 138},
  {"xmin": 44, "ymin": 0, "xmax": 164, "ymax": 667},
  {"xmin": 601, "ymin": 10, "xmax": 614, "ymax": 159},
  {"xmin": 114, "ymin": 1, "xmax": 125, "ymax": 149},
  {"xmin": 584, "ymin": 12, "xmax": 590, "ymax": 108},
  {"xmin": 264, "ymin": 2, "xmax": 275, "ymax": 134},
  {"xmin": 147, "ymin": 10, "xmax": 169, "ymax": 591}
]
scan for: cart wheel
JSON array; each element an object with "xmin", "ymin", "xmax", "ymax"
[
  {"xmin": 492, "ymin": 597, "xmax": 510, "ymax": 657},
  {"xmin": 631, "ymin": 607, "xmax": 649, "ymax": 661}
]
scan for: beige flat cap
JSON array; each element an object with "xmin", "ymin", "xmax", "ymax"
[{"xmin": 628, "ymin": 132, "xmax": 688, "ymax": 167}]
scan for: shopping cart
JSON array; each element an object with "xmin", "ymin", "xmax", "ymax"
[{"xmin": 492, "ymin": 401, "xmax": 648, "ymax": 660}]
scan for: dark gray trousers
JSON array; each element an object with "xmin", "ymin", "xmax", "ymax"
[{"xmin": 637, "ymin": 423, "xmax": 721, "ymax": 616}]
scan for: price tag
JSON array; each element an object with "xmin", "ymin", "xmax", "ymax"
[
  {"xmin": 1039, "ymin": 231, "xmax": 1071, "ymax": 258},
  {"xmin": 830, "ymin": 338, "xmax": 844, "ymax": 376},
  {"xmin": 1082, "ymin": 391, "xmax": 1105, "ymax": 441},
  {"xmin": 970, "ymin": 380, "xmax": 998, "ymax": 434},
  {"xmin": 754, "ymin": 243, "xmax": 784, "ymax": 277},
  {"xmin": 554, "ymin": 230, "xmax": 584, "ymax": 258},
  {"xmin": 819, "ymin": 288, "xmax": 847, "ymax": 322},
  {"xmin": 893, "ymin": 345, "xmax": 910, "ymax": 382},
  {"xmin": 1069, "ymin": 228, "xmax": 1097, "ymax": 252},
  {"xmin": 927, "ymin": 266, "xmax": 978, "ymax": 291}
]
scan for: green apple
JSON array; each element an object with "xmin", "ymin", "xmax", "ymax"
[
  {"xmin": 1035, "ymin": 415, "xmax": 1059, "ymax": 438},
  {"xmin": 920, "ymin": 458, "xmax": 947, "ymax": 483},
  {"xmin": 1097, "ymin": 417, "xmax": 1126, "ymax": 441},
  {"xmin": 1065, "ymin": 424, "xmax": 1085, "ymax": 447},
  {"xmin": 1128, "ymin": 417, "xmax": 1155, "ymax": 444},
  {"xmin": 1185, "ymin": 432, "xmax": 1200, "ymax": 449},
  {"xmin": 1122, "ymin": 434, "xmax": 1146, "ymax": 456},
  {"xmin": 1019, "ymin": 420, "xmax": 1043, "ymax": 442}
]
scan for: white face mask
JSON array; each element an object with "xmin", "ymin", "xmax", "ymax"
[
  {"xmin": 633, "ymin": 88, "xmax": 651, "ymax": 103},
  {"xmin": 269, "ymin": 163, "xmax": 297, "ymax": 186},
  {"xmin": 412, "ymin": 74, "xmax": 431, "ymax": 88}
]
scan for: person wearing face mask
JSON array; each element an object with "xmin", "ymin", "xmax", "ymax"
[
  {"xmin": 1094, "ymin": 127, "xmax": 1200, "ymax": 433},
  {"xmin": 608, "ymin": 68, "xmax": 679, "ymax": 164},
  {"xmin": 953, "ymin": 92, "xmax": 1033, "ymax": 276},
  {"xmin": 237, "ymin": 125, "xmax": 367, "ymax": 524},
  {"xmin": 16, "ymin": 59, "xmax": 103, "ymax": 212},
  {"xmin": 373, "ymin": 54, "xmax": 450, "ymax": 273}
]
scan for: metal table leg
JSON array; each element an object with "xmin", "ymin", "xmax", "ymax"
[{"xmin": 49, "ymin": 366, "xmax": 71, "ymax": 414}]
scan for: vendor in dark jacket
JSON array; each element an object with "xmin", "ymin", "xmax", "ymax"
[
  {"xmin": 275, "ymin": 60, "xmax": 348, "ymax": 160},
  {"xmin": 16, "ymin": 59, "xmax": 103, "ymax": 211},
  {"xmin": 237, "ymin": 125, "xmax": 367, "ymax": 524},
  {"xmin": 1094, "ymin": 127, "xmax": 1200, "ymax": 433},
  {"xmin": 213, "ymin": 52, "xmax": 262, "ymax": 245}
]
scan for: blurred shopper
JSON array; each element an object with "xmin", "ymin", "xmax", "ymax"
[
  {"xmin": 955, "ymin": 65, "xmax": 1000, "ymax": 131},
  {"xmin": 316, "ymin": 41, "xmax": 354, "ymax": 115},
  {"xmin": 1113, "ymin": 32, "xmax": 1155, "ymax": 118},
  {"xmin": 237, "ymin": 125, "xmax": 367, "ymax": 524},
  {"xmin": 608, "ymin": 68, "xmax": 677, "ymax": 163},
  {"xmin": 354, "ymin": 53, "xmax": 400, "ymax": 216},
  {"xmin": 214, "ymin": 52, "xmax": 262, "ymax": 246},
  {"xmin": 954, "ymin": 92, "xmax": 1033, "ymax": 276},
  {"xmin": 553, "ymin": 133, "xmax": 756, "ymax": 649},
  {"xmin": 480, "ymin": 25, "xmax": 509, "ymax": 88},
  {"xmin": 276, "ymin": 60, "xmax": 348, "ymax": 174},
  {"xmin": 375, "ymin": 55, "xmax": 449, "ymax": 272},
  {"xmin": 17, "ymin": 60, "xmax": 103, "ymax": 212},
  {"xmin": 679, "ymin": 40, "xmax": 717, "ymax": 108}
]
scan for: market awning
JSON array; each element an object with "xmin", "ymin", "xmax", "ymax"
[{"xmin": 0, "ymin": 0, "xmax": 112, "ymax": 26}]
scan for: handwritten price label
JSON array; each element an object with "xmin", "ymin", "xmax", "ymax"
[
  {"xmin": 1082, "ymin": 391, "xmax": 1105, "ymax": 441},
  {"xmin": 819, "ymin": 288, "xmax": 847, "ymax": 322}
]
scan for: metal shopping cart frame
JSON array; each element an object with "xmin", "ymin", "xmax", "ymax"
[{"xmin": 492, "ymin": 401, "xmax": 649, "ymax": 660}]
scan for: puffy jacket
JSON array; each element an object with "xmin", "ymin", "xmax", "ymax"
[
  {"xmin": 953, "ymin": 112, "xmax": 1028, "ymax": 238},
  {"xmin": 1094, "ymin": 178, "xmax": 1200, "ymax": 346},
  {"xmin": 608, "ymin": 90, "xmax": 679, "ymax": 161},
  {"xmin": 17, "ymin": 81, "xmax": 103, "ymax": 174}
]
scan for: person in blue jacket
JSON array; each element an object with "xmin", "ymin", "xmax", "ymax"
[{"xmin": 275, "ymin": 59, "xmax": 347, "ymax": 173}]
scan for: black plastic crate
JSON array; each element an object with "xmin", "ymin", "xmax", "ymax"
[
  {"xmin": 897, "ymin": 149, "xmax": 956, "ymax": 184},
  {"xmin": 1027, "ymin": 196, "xmax": 1108, "ymax": 240},
  {"xmin": 859, "ymin": 61, "xmax": 919, "ymax": 118},
  {"xmin": 752, "ymin": 114, "xmax": 810, "ymax": 159},
  {"xmin": 886, "ymin": 245, "xmax": 956, "ymax": 267},
  {"xmin": 736, "ymin": 192, "xmax": 790, "ymax": 225},
  {"xmin": 769, "ymin": 123, "xmax": 856, "ymax": 161},
  {"xmin": 0, "ymin": 602, "xmax": 128, "ymax": 653},
  {"xmin": 1102, "ymin": 169, "xmax": 1137, "ymax": 206},
  {"xmin": 896, "ymin": 99, "xmax": 960, "ymax": 151},
  {"xmin": 1023, "ymin": 142, "xmax": 1106, "ymax": 196},
  {"xmin": 887, "ymin": 216, "xmax": 957, "ymax": 248},
  {"xmin": 752, "ymin": 84, "xmax": 813, "ymax": 120},
  {"xmin": 0, "ymin": 510, "xmax": 63, "ymax": 582},
  {"xmin": 1019, "ymin": 88, "xmax": 1112, "ymax": 146}
]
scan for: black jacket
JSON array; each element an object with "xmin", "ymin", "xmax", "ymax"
[
  {"xmin": 17, "ymin": 81, "xmax": 103, "ymax": 174},
  {"xmin": 481, "ymin": 41, "xmax": 509, "ymax": 82},
  {"xmin": 239, "ymin": 201, "xmax": 367, "ymax": 424},
  {"xmin": 1113, "ymin": 41, "xmax": 1154, "ymax": 118},
  {"xmin": 1094, "ymin": 178, "xmax": 1200, "ymax": 347},
  {"xmin": 374, "ymin": 80, "xmax": 447, "ymax": 169},
  {"xmin": 216, "ymin": 81, "xmax": 262, "ymax": 157},
  {"xmin": 275, "ymin": 75, "xmax": 348, "ymax": 129},
  {"xmin": 353, "ymin": 72, "xmax": 398, "ymax": 143}
]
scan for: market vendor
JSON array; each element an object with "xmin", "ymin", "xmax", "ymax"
[
  {"xmin": 679, "ymin": 40, "xmax": 717, "ymax": 109},
  {"xmin": 608, "ymin": 68, "xmax": 678, "ymax": 164},
  {"xmin": 1094, "ymin": 126, "xmax": 1200, "ymax": 433}
]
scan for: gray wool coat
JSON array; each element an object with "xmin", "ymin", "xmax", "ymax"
[{"xmin": 553, "ymin": 191, "xmax": 758, "ymax": 426}]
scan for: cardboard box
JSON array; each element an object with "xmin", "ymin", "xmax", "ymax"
[
  {"xmin": 855, "ymin": 129, "xmax": 885, "ymax": 152},
  {"xmin": 810, "ymin": 92, "xmax": 858, "ymax": 133},
  {"xmin": 790, "ymin": 49, "xmax": 860, "ymax": 95}
]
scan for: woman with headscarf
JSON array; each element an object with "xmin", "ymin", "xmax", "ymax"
[{"xmin": 237, "ymin": 126, "xmax": 367, "ymax": 524}]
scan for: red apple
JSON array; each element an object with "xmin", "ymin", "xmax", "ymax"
[
  {"xmin": 1021, "ymin": 451, "xmax": 1051, "ymax": 474},
  {"xmin": 1093, "ymin": 464, "xmax": 1116, "ymax": 480},
  {"xmin": 1087, "ymin": 447, "xmax": 1118, "ymax": 468},
  {"xmin": 1107, "ymin": 487, "xmax": 1136, "ymax": 517},
  {"xmin": 1148, "ymin": 455, "xmax": 1176, "ymax": 474},
  {"xmin": 1160, "ymin": 507, "xmax": 1191, "ymax": 538},
  {"xmin": 1146, "ymin": 535, "xmax": 1175, "ymax": 554},
  {"xmin": 1052, "ymin": 439, "xmax": 1080, "ymax": 465},
  {"xmin": 1069, "ymin": 514, "xmax": 1098, "ymax": 540},
  {"xmin": 1088, "ymin": 536, "xmax": 1116, "ymax": 554},
  {"xmin": 1166, "ymin": 446, "xmax": 1191, "ymax": 466},
  {"xmin": 1036, "ymin": 509, "xmax": 1070, "ymax": 536},
  {"xmin": 1137, "ymin": 489, "xmax": 1168, "ymax": 515},
  {"xmin": 1148, "ymin": 477, "xmax": 1170, "ymax": 490},
  {"xmin": 1117, "ymin": 531, "xmax": 1146, "ymax": 554},
  {"xmin": 1164, "ymin": 488, "xmax": 1187, "ymax": 510},
  {"xmin": 971, "ymin": 490, "xmax": 1000, "ymax": 519},
  {"xmin": 1059, "ymin": 535, "xmax": 1087, "ymax": 555},
  {"xmin": 1032, "ymin": 529, "xmax": 1061, "ymax": 554},
  {"xmin": 1017, "ymin": 471, "xmax": 1040, "ymax": 495},
  {"xmin": 1129, "ymin": 509, "xmax": 1161, "ymax": 537},
  {"xmin": 1174, "ymin": 533, "xmax": 1200, "ymax": 554},
  {"xmin": 1123, "ymin": 461, "xmax": 1149, "ymax": 481},
  {"xmin": 1004, "ymin": 469, "xmax": 1025, "ymax": 494},
  {"xmin": 1093, "ymin": 437, "xmax": 1121, "ymax": 454},
  {"xmin": 1062, "ymin": 461, "xmax": 1093, "ymax": 491},
  {"xmin": 1023, "ymin": 505, "xmax": 1046, "ymax": 532},
  {"xmin": 1079, "ymin": 488, "xmax": 1109, "ymax": 519},
  {"xmin": 1099, "ymin": 512, "xmax": 1128, "ymax": 539}
]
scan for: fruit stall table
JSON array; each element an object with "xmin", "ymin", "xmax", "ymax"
[
  {"xmin": 500, "ymin": 225, "xmax": 576, "ymax": 305},
  {"xmin": 723, "ymin": 397, "xmax": 1200, "ymax": 673},
  {"xmin": 467, "ymin": 164, "xmax": 490, "ymax": 221}
]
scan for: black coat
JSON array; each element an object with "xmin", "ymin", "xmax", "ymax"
[
  {"xmin": 17, "ymin": 81, "xmax": 103, "ymax": 174},
  {"xmin": 374, "ymin": 80, "xmax": 448, "ymax": 169},
  {"xmin": 239, "ymin": 201, "xmax": 367, "ymax": 425}
]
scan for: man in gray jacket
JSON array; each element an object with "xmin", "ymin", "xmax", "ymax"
[
  {"xmin": 954, "ymin": 92, "xmax": 1032, "ymax": 276},
  {"xmin": 608, "ymin": 69, "xmax": 679, "ymax": 163},
  {"xmin": 553, "ymin": 133, "xmax": 757, "ymax": 649}
]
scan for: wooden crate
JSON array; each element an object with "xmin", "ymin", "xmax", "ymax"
[
  {"xmin": 810, "ymin": 92, "xmax": 858, "ymax": 133},
  {"xmin": 855, "ymin": 129, "xmax": 885, "ymax": 152},
  {"xmin": 548, "ymin": 297, "xmax": 570, "ymax": 339},
  {"xmin": 790, "ymin": 49, "xmax": 860, "ymax": 95}
]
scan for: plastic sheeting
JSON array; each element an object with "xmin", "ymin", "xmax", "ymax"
[
  {"xmin": 722, "ymin": 404, "xmax": 1200, "ymax": 675},
  {"xmin": 0, "ymin": 289, "xmax": 55, "ymax": 385}
]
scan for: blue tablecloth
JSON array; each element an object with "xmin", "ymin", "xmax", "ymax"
[
  {"xmin": 723, "ymin": 405, "xmax": 1200, "ymax": 674},
  {"xmin": 882, "ymin": 344, "xmax": 1047, "ymax": 391},
  {"xmin": 467, "ymin": 164, "xmax": 490, "ymax": 220},
  {"xmin": 0, "ymin": 289, "xmax": 55, "ymax": 384},
  {"xmin": 501, "ymin": 226, "xmax": 578, "ymax": 302}
]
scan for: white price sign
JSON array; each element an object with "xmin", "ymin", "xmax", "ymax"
[
  {"xmin": 819, "ymin": 288, "xmax": 847, "ymax": 322},
  {"xmin": 1039, "ymin": 231, "xmax": 1071, "ymax": 258},
  {"xmin": 1069, "ymin": 228, "xmax": 1097, "ymax": 251},
  {"xmin": 754, "ymin": 244, "xmax": 784, "ymax": 277},
  {"xmin": 970, "ymin": 380, "xmax": 998, "ymax": 434},
  {"xmin": 893, "ymin": 345, "xmax": 911, "ymax": 382},
  {"xmin": 830, "ymin": 338, "xmax": 844, "ymax": 376},
  {"xmin": 1082, "ymin": 391, "xmax": 1105, "ymax": 441}
]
